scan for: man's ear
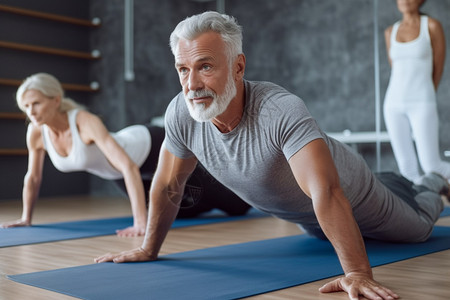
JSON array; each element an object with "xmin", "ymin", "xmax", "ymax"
[{"xmin": 234, "ymin": 53, "xmax": 246, "ymax": 81}]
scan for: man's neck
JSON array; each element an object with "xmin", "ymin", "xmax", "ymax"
[{"xmin": 211, "ymin": 83, "xmax": 245, "ymax": 133}]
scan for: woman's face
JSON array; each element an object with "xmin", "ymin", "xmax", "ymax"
[
  {"xmin": 21, "ymin": 89, "xmax": 60, "ymax": 126},
  {"xmin": 396, "ymin": 0, "xmax": 425, "ymax": 14}
]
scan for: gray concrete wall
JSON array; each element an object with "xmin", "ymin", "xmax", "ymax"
[{"xmin": 3, "ymin": 0, "xmax": 450, "ymax": 198}]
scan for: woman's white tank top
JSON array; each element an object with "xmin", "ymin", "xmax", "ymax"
[
  {"xmin": 42, "ymin": 109, "xmax": 151, "ymax": 180},
  {"xmin": 385, "ymin": 15, "xmax": 435, "ymax": 104}
]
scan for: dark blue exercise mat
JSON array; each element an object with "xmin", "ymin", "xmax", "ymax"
[
  {"xmin": 440, "ymin": 206, "xmax": 450, "ymax": 217},
  {"xmin": 0, "ymin": 209, "xmax": 267, "ymax": 248},
  {"xmin": 8, "ymin": 226, "xmax": 450, "ymax": 300}
]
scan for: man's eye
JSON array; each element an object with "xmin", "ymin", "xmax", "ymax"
[
  {"xmin": 179, "ymin": 68, "xmax": 188, "ymax": 74},
  {"xmin": 202, "ymin": 65, "xmax": 211, "ymax": 71}
]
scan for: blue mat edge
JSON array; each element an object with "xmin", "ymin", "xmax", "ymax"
[
  {"xmin": 2, "ymin": 207, "xmax": 448, "ymax": 249},
  {"xmin": 0, "ymin": 209, "xmax": 268, "ymax": 248}
]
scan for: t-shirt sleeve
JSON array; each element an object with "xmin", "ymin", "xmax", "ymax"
[
  {"xmin": 274, "ymin": 94, "xmax": 324, "ymax": 160},
  {"xmin": 163, "ymin": 94, "xmax": 195, "ymax": 159}
]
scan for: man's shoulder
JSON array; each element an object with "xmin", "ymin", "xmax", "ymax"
[
  {"xmin": 246, "ymin": 80, "xmax": 286, "ymax": 94},
  {"xmin": 245, "ymin": 80, "xmax": 303, "ymax": 111},
  {"xmin": 246, "ymin": 80, "xmax": 297, "ymax": 101},
  {"xmin": 243, "ymin": 80, "xmax": 309, "ymax": 128}
]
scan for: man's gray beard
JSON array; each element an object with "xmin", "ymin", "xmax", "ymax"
[{"xmin": 184, "ymin": 74, "xmax": 237, "ymax": 123}]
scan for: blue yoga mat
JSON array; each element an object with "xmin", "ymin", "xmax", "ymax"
[
  {"xmin": 440, "ymin": 206, "xmax": 450, "ymax": 217},
  {"xmin": 8, "ymin": 226, "xmax": 450, "ymax": 300},
  {"xmin": 0, "ymin": 209, "xmax": 266, "ymax": 248}
]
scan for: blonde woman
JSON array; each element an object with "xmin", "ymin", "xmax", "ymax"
[{"xmin": 1, "ymin": 73, "xmax": 250, "ymax": 236}]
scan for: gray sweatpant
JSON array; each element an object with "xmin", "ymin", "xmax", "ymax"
[{"xmin": 299, "ymin": 172, "xmax": 445, "ymax": 242}]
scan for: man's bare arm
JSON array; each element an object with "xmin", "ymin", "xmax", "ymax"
[
  {"xmin": 95, "ymin": 145, "xmax": 197, "ymax": 263},
  {"xmin": 288, "ymin": 139, "xmax": 398, "ymax": 300}
]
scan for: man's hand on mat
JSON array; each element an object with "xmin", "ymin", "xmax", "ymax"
[
  {"xmin": 115, "ymin": 225, "xmax": 146, "ymax": 237},
  {"xmin": 319, "ymin": 272, "xmax": 399, "ymax": 300},
  {"xmin": 0, "ymin": 219, "xmax": 31, "ymax": 228},
  {"xmin": 94, "ymin": 247, "xmax": 155, "ymax": 263}
]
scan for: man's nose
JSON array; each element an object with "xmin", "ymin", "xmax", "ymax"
[{"xmin": 188, "ymin": 71, "xmax": 203, "ymax": 91}]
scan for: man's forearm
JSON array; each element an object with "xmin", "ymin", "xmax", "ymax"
[{"xmin": 314, "ymin": 192, "xmax": 372, "ymax": 276}]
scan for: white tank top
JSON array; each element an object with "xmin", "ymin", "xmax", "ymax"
[
  {"xmin": 42, "ymin": 109, "xmax": 151, "ymax": 180},
  {"xmin": 385, "ymin": 15, "xmax": 435, "ymax": 104}
]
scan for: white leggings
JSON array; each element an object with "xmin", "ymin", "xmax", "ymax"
[{"xmin": 384, "ymin": 101, "xmax": 450, "ymax": 183}]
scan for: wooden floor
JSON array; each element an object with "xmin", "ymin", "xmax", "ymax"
[{"xmin": 0, "ymin": 196, "xmax": 449, "ymax": 300}]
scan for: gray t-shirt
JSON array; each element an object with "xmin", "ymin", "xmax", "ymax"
[{"xmin": 164, "ymin": 80, "xmax": 379, "ymax": 227}]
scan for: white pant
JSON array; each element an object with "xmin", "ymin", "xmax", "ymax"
[{"xmin": 384, "ymin": 101, "xmax": 450, "ymax": 183}]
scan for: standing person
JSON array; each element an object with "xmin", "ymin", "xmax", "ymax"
[
  {"xmin": 95, "ymin": 12, "xmax": 446, "ymax": 300},
  {"xmin": 384, "ymin": 0, "xmax": 449, "ymax": 183},
  {"xmin": 0, "ymin": 73, "xmax": 250, "ymax": 236}
]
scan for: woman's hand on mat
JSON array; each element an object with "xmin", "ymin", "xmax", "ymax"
[
  {"xmin": 319, "ymin": 272, "xmax": 399, "ymax": 300},
  {"xmin": 116, "ymin": 225, "xmax": 146, "ymax": 237},
  {"xmin": 94, "ymin": 247, "xmax": 155, "ymax": 263},
  {"xmin": 0, "ymin": 219, "xmax": 31, "ymax": 228}
]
